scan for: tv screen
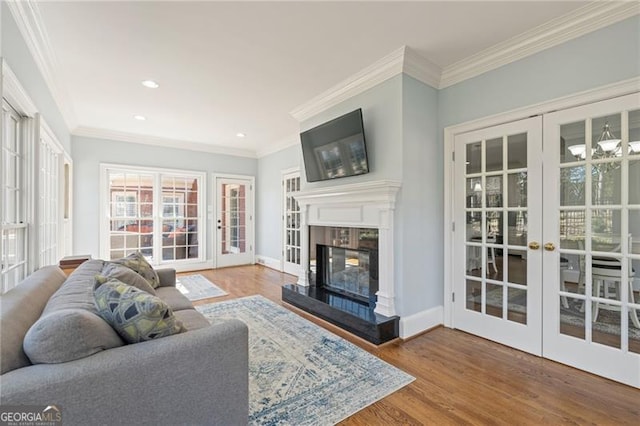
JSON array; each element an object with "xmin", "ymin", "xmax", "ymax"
[{"xmin": 300, "ymin": 108, "xmax": 369, "ymax": 182}]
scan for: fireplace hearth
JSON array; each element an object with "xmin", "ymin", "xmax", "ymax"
[{"xmin": 283, "ymin": 225, "xmax": 398, "ymax": 344}]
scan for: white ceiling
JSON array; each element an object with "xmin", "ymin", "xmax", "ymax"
[{"xmin": 31, "ymin": 1, "xmax": 596, "ymax": 156}]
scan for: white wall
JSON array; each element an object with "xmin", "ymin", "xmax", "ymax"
[{"xmin": 72, "ymin": 135, "xmax": 257, "ymax": 260}]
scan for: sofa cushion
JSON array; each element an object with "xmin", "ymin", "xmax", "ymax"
[
  {"xmin": 155, "ymin": 287, "xmax": 194, "ymax": 311},
  {"xmin": 20, "ymin": 260, "xmax": 127, "ymax": 365},
  {"xmin": 96, "ymin": 263, "xmax": 156, "ymax": 295},
  {"xmin": 23, "ymin": 308, "xmax": 124, "ymax": 364},
  {"xmin": 94, "ymin": 280, "xmax": 185, "ymax": 343},
  {"xmin": 0, "ymin": 266, "xmax": 67, "ymax": 374},
  {"xmin": 173, "ymin": 309, "xmax": 211, "ymax": 331},
  {"xmin": 110, "ymin": 252, "xmax": 159, "ymax": 289},
  {"xmin": 43, "ymin": 259, "xmax": 106, "ymax": 315}
]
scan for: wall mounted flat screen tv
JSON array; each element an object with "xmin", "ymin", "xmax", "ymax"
[{"xmin": 300, "ymin": 108, "xmax": 369, "ymax": 182}]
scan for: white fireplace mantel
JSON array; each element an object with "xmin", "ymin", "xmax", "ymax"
[{"xmin": 294, "ymin": 180, "xmax": 401, "ymax": 317}]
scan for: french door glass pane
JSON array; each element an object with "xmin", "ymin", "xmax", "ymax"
[
  {"xmin": 560, "ymin": 210, "xmax": 585, "ymax": 249},
  {"xmin": 560, "ymin": 166, "xmax": 586, "ymax": 206},
  {"xmin": 630, "ymin": 160, "xmax": 640, "ymax": 204},
  {"xmin": 486, "ymin": 138, "xmax": 502, "ymax": 172},
  {"xmin": 466, "ymin": 142, "xmax": 481, "ymax": 174},
  {"xmin": 507, "ymin": 287, "xmax": 527, "ymax": 324},
  {"xmin": 560, "ymin": 296, "xmax": 586, "ymax": 340},
  {"xmin": 507, "ymin": 172, "xmax": 527, "ymax": 207},
  {"xmin": 591, "ymin": 164, "xmax": 621, "ymax": 205},
  {"xmin": 221, "ymin": 183, "xmax": 246, "ymax": 255},
  {"xmin": 560, "ymin": 121, "xmax": 585, "ymax": 164},
  {"xmin": 507, "ymin": 133, "xmax": 527, "ymax": 169}
]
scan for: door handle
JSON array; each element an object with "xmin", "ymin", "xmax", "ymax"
[
  {"xmin": 528, "ymin": 241, "xmax": 540, "ymax": 250},
  {"xmin": 544, "ymin": 242, "xmax": 556, "ymax": 251}
]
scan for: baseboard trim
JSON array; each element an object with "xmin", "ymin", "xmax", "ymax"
[
  {"xmin": 256, "ymin": 255, "xmax": 282, "ymax": 272},
  {"xmin": 399, "ymin": 305, "xmax": 444, "ymax": 339}
]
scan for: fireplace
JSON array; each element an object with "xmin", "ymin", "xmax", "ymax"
[
  {"xmin": 281, "ymin": 180, "xmax": 401, "ymax": 345},
  {"xmin": 310, "ymin": 226, "xmax": 378, "ymax": 304}
]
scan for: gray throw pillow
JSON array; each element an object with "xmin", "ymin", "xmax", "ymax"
[
  {"xmin": 94, "ymin": 279, "xmax": 185, "ymax": 344},
  {"xmin": 96, "ymin": 263, "xmax": 156, "ymax": 295},
  {"xmin": 110, "ymin": 252, "xmax": 160, "ymax": 289},
  {"xmin": 23, "ymin": 308, "xmax": 124, "ymax": 364}
]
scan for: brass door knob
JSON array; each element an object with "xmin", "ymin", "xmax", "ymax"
[
  {"xmin": 544, "ymin": 242, "xmax": 556, "ymax": 251},
  {"xmin": 528, "ymin": 241, "xmax": 540, "ymax": 250}
]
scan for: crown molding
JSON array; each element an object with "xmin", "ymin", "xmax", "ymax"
[
  {"xmin": 73, "ymin": 127, "xmax": 258, "ymax": 159},
  {"xmin": 2, "ymin": 60, "xmax": 38, "ymax": 116},
  {"xmin": 439, "ymin": 1, "xmax": 640, "ymax": 88},
  {"xmin": 290, "ymin": 46, "xmax": 405, "ymax": 122},
  {"xmin": 256, "ymin": 133, "xmax": 300, "ymax": 158},
  {"xmin": 291, "ymin": 2, "xmax": 639, "ymax": 123},
  {"xmin": 403, "ymin": 47, "xmax": 441, "ymax": 89},
  {"xmin": 6, "ymin": 0, "xmax": 77, "ymax": 129},
  {"xmin": 290, "ymin": 46, "xmax": 441, "ymax": 123}
]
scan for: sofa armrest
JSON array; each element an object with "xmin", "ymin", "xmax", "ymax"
[
  {"xmin": 156, "ymin": 268, "xmax": 176, "ymax": 287},
  {"xmin": 0, "ymin": 319, "xmax": 249, "ymax": 426}
]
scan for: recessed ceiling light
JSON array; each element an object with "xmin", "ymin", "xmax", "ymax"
[
  {"xmin": 141, "ymin": 80, "xmax": 159, "ymax": 89},
  {"xmin": 134, "ymin": 115, "xmax": 147, "ymax": 121},
  {"xmin": 236, "ymin": 132, "xmax": 246, "ymax": 138}
]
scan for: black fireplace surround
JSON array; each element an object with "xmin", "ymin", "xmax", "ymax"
[{"xmin": 282, "ymin": 226, "xmax": 399, "ymax": 344}]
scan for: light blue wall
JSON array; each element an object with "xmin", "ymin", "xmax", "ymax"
[
  {"xmin": 72, "ymin": 136, "xmax": 257, "ymax": 258},
  {"xmin": 1, "ymin": 3, "xmax": 71, "ymax": 152},
  {"xmin": 267, "ymin": 73, "xmax": 437, "ymax": 318},
  {"xmin": 397, "ymin": 75, "xmax": 439, "ymax": 316},
  {"xmin": 255, "ymin": 144, "xmax": 301, "ymax": 260},
  {"xmin": 439, "ymin": 15, "xmax": 640, "ymax": 129}
]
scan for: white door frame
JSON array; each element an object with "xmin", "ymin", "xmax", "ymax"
[
  {"xmin": 444, "ymin": 77, "xmax": 640, "ymax": 328},
  {"xmin": 213, "ymin": 173, "xmax": 255, "ymax": 268}
]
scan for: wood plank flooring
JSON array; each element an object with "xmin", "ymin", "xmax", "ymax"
[{"xmin": 186, "ymin": 265, "xmax": 639, "ymax": 425}]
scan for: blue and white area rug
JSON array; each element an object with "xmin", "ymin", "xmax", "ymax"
[
  {"xmin": 197, "ymin": 295, "xmax": 414, "ymax": 425},
  {"xmin": 176, "ymin": 274, "xmax": 227, "ymax": 301}
]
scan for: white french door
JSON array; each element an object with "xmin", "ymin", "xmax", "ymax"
[
  {"xmin": 454, "ymin": 116, "xmax": 543, "ymax": 355},
  {"xmin": 543, "ymin": 93, "xmax": 640, "ymax": 388},
  {"xmin": 282, "ymin": 170, "xmax": 301, "ymax": 275},
  {"xmin": 453, "ymin": 93, "xmax": 640, "ymax": 387},
  {"xmin": 214, "ymin": 175, "xmax": 254, "ymax": 268}
]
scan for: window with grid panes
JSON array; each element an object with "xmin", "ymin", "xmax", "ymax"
[
  {"xmin": 283, "ymin": 172, "xmax": 301, "ymax": 268},
  {"xmin": 104, "ymin": 167, "xmax": 203, "ymax": 264},
  {"xmin": 1, "ymin": 100, "xmax": 28, "ymax": 292}
]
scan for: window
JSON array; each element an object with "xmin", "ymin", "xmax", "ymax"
[
  {"xmin": 103, "ymin": 166, "xmax": 203, "ymax": 265},
  {"xmin": 1, "ymin": 64, "xmax": 71, "ymax": 293},
  {"xmin": 282, "ymin": 170, "xmax": 301, "ymax": 275},
  {"xmin": 1, "ymin": 100, "xmax": 28, "ymax": 292},
  {"xmin": 39, "ymin": 127, "xmax": 63, "ymax": 267}
]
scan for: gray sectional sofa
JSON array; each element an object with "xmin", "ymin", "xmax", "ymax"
[{"xmin": 0, "ymin": 260, "xmax": 249, "ymax": 425}]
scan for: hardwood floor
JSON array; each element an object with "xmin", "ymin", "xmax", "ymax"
[{"xmin": 186, "ymin": 265, "xmax": 639, "ymax": 425}]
